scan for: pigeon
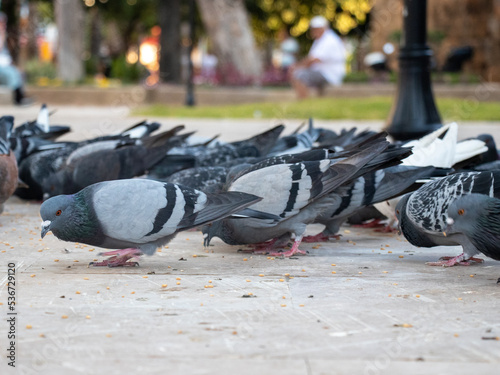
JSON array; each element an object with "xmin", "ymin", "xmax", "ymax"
[
  {"xmin": 165, "ymin": 166, "xmax": 229, "ymax": 192},
  {"xmin": 16, "ymin": 125, "xmax": 186, "ymax": 200},
  {"xmin": 303, "ymin": 165, "xmax": 438, "ymax": 242},
  {"xmin": 453, "ymin": 133, "xmax": 499, "ymax": 171},
  {"xmin": 111, "ymin": 120, "xmax": 161, "ymax": 140},
  {"xmin": 40, "ymin": 179, "xmax": 265, "ymax": 267},
  {"xmin": 269, "ymin": 119, "xmax": 321, "ymax": 156},
  {"xmin": 13, "ymin": 104, "xmax": 71, "ymax": 141},
  {"xmin": 0, "ymin": 116, "xmax": 18, "ymax": 213},
  {"xmin": 395, "ymin": 171, "xmax": 500, "ymax": 266},
  {"xmin": 347, "ymin": 205, "xmax": 387, "ymax": 225},
  {"xmin": 148, "ymin": 125, "xmax": 284, "ymax": 179},
  {"xmin": 374, "ymin": 123, "xmax": 487, "ymax": 231},
  {"xmin": 9, "ymin": 134, "xmax": 69, "ymax": 166},
  {"xmin": 40, "ymin": 127, "xmax": 186, "ymax": 198},
  {"xmin": 316, "ymin": 127, "xmax": 378, "ymax": 150},
  {"xmin": 203, "ymin": 138, "xmax": 390, "ymax": 257},
  {"xmin": 444, "ymin": 194, "xmax": 500, "ymax": 263},
  {"xmin": 162, "ymin": 149, "xmax": 348, "ymax": 193}
]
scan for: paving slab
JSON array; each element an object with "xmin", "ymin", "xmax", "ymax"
[{"xmin": 0, "ymin": 105, "xmax": 499, "ymax": 375}]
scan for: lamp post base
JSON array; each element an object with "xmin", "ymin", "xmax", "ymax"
[{"xmin": 385, "ymin": 49, "xmax": 442, "ymax": 141}]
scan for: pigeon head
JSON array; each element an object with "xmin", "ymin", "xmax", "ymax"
[
  {"xmin": 202, "ymin": 221, "xmax": 221, "ymax": 248},
  {"xmin": 202, "ymin": 220, "xmax": 236, "ymax": 247},
  {"xmin": 40, "ymin": 193, "xmax": 98, "ymax": 242},
  {"xmin": 446, "ymin": 194, "xmax": 496, "ymax": 235},
  {"xmin": 40, "ymin": 194, "xmax": 76, "ymax": 238}
]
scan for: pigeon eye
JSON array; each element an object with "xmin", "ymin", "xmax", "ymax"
[
  {"xmin": 458, "ymin": 209, "xmax": 465, "ymax": 216},
  {"xmin": 56, "ymin": 210, "xmax": 62, "ymax": 216},
  {"xmin": 396, "ymin": 210, "xmax": 400, "ymax": 215}
]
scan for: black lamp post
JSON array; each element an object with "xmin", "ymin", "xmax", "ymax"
[
  {"xmin": 185, "ymin": 0, "xmax": 196, "ymax": 106},
  {"xmin": 385, "ymin": 0, "xmax": 442, "ymax": 141}
]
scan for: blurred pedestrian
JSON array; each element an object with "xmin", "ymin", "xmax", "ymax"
[
  {"xmin": 0, "ymin": 12, "xmax": 33, "ymax": 106},
  {"xmin": 278, "ymin": 28, "xmax": 299, "ymax": 72},
  {"xmin": 290, "ymin": 16, "xmax": 346, "ymax": 99}
]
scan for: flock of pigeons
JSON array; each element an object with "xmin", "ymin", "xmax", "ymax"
[{"xmin": 1, "ymin": 105, "xmax": 500, "ymax": 270}]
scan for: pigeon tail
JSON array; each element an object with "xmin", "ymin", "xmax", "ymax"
[
  {"xmin": 36, "ymin": 104, "xmax": 50, "ymax": 133},
  {"xmin": 140, "ymin": 125, "xmax": 185, "ymax": 149}
]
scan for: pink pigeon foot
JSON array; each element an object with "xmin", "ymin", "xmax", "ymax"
[
  {"xmin": 426, "ymin": 253, "xmax": 484, "ymax": 267},
  {"xmin": 267, "ymin": 235, "xmax": 307, "ymax": 257},
  {"xmin": 90, "ymin": 248, "xmax": 143, "ymax": 267},
  {"xmin": 439, "ymin": 255, "xmax": 484, "ymax": 263},
  {"xmin": 302, "ymin": 232, "xmax": 341, "ymax": 243}
]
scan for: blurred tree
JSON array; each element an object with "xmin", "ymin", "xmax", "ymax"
[
  {"xmin": 93, "ymin": 0, "xmax": 158, "ymax": 55},
  {"xmin": 1, "ymin": 0, "xmax": 20, "ymax": 64},
  {"xmin": 159, "ymin": 0, "xmax": 181, "ymax": 83},
  {"xmin": 246, "ymin": 0, "xmax": 372, "ymax": 58},
  {"xmin": 26, "ymin": 1, "xmax": 39, "ymax": 61},
  {"xmin": 55, "ymin": 0, "xmax": 84, "ymax": 82},
  {"xmin": 196, "ymin": 0, "xmax": 262, "ymax": 85}
]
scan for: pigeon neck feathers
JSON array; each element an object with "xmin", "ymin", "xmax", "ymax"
[{"xmin": 397, "ymin": 194, "xmax": 439, "ymax": 248}]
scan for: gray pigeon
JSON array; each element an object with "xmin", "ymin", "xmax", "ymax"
[
  {"xmin": 13, "ymin": 104, "xmax": 71, "ymax": 141},
  {"xmin": 443, "ymin": 194, "xmax": 500, "ymax": 263},
  {"xmin": 303, "ymin": 165, "xmax": 437, "ymax": 242},
  {"xmin": 202, "ymin": 138, "xmax": 390, "ymax": 257},
  {"xmin": 148, "ymin": 125, "xmax": 284, "ymax": 179},
  {"xmin": 268, "ymin": 119, "xmax": 321, "ymax": 156},
  {"xmin": 396, "ymin": 171, "xmax": 500, "ymax": 266},
  {"xmin": 18, "ymin": 126, "xmax": 185, "ymax": 200},
  {"xmin": 40, "ymin": 179, "xmax": 264, "ymax": 267}
]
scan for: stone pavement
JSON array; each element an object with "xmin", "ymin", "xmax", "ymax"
[{"xmin": 0, "ymin": 106, "xmax": 499, "ymax": 375}]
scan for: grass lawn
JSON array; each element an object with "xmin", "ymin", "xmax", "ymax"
[{"xmin": 133, "ymin": 96, "xmax": 499, "ymax": 122}]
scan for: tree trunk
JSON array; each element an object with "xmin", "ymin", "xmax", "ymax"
[
  {"xmin": 2, "ymin": 0, "xmax": 20, "ymax": 64},
  {"xmin": 196, "ymin": 0, "xmax": 262, "ymax": 85},
  {"xmin": 55, "ymin": 0, "xmax": 84, "ymax": 82},
  {"xmin": 89, "ymin": 6, "xmax": 101, "ymax": 58},
  {"xmin": 159, "ymin": 0, "xmax": 182, "ymax": 83},
  {"xmin": 26, "ymin": 2, "xmax": 39, "ymax": 61}
]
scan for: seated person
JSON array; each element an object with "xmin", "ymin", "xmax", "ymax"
[{"xmin": 290, "ymin": 16, "xmax": 346, "ymax": 99}]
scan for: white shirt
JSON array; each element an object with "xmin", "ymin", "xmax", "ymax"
[{"xmin": 309, "ymin": 29, "xmax": 346, "ymax": 86}]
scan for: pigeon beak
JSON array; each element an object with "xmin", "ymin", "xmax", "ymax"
[
  {"xmin": 443, "ymin": 217, "xmax": 454, "ymax": 237},
  {"xmin": 41, "ymin": 220, "xmax": 51, "ymax": 238}
]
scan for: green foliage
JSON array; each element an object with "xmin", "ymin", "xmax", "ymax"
[
  {"xmin": 428, "ymin": 30, "xmax": 446, "ymax": 44},
  {"xmin": 246, "ymin": 0, "xmax": 372, "ymax": 55},
  {"xmin": 388, "ymin": 30, "xmax": 401, "ymax": 43},
  {"xmin": 134, "ymin": 96, "xmax": 499, "ymax": 122},
  {"xmin": 432, "ymin": 73, "xmax": 482, "ymax": 85},
  {"xmin": 343, "ymin": 71, "xmax": 369, "ymax": 82},
  {"xmin": 37, "ymin": 1, "xmax": 55, "ymax": 25},
  {"xmin": 85, "ymin": 56, "xmax": 99, "ymax": 77},
  {"xmin": 110, "ymin": 55, "xmax": 147, "ymax": 83},
  {"xmin": 24, "ymin": 59, "xmax": 57, "ymax": 84}
]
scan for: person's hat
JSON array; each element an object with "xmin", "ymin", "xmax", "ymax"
[{"xmin": 309, "ymin": 16, "xmax": 328, "ymax": 29}]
